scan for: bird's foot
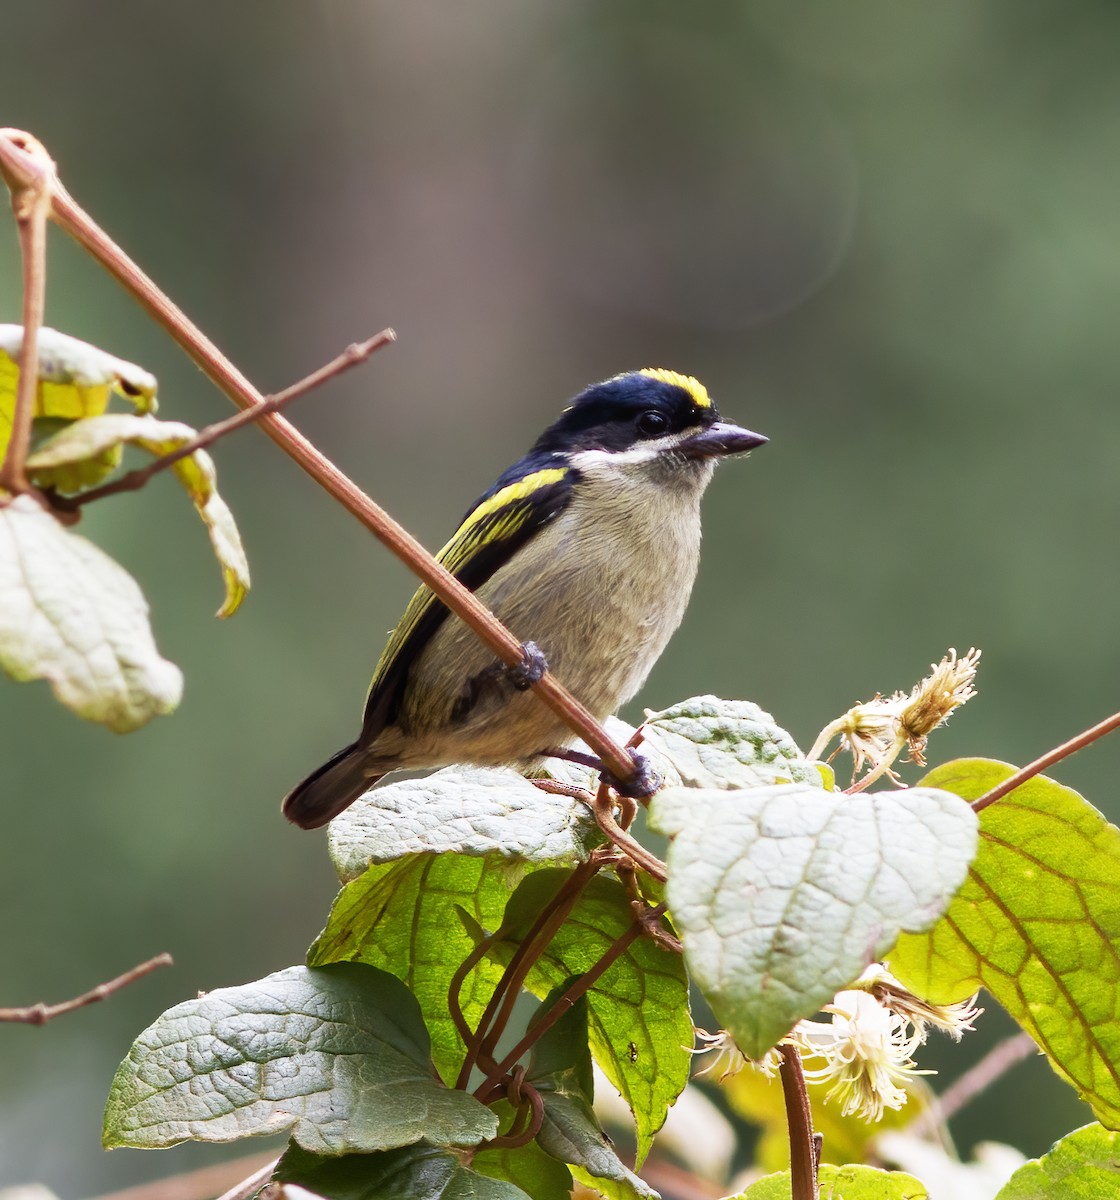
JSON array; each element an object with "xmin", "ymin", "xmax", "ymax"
[
  {"xmin": 600, "ymin": 752, "xmax": 663, "ymax": 800},
  {"xmin": 504, "ymin": 641, "xmax": 548, "ymax": 690}
]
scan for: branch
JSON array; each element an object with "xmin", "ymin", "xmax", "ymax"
[
  {"xmin": 476, "ymin": 903, "xmax": 660, "ymax": 1099},
  {"xmin": 0, "ymin": 129, "xmax": 53, "ymax": 495},
  {"xmin": 58, "ymin": 329, "xmax": 396, "ymax": 509},
  {"xmin": 973, "ymin": 709, "xmax": 1120, "ymax": 814},
  {"xmin": 779, "ymin": 1044, "xmax": 819, "ymax": 1200},
  {"xmin": 0, "ymin": 127, "xmax": 642, "ymax": 791},
  {"xmin": 0, "ymin": 952, "xmax": 172, "ymax": 1025}
]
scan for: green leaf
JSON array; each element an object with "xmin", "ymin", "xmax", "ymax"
[
  {"xmin": 308, "ymin": 854, "xmax": 519, "ymax": 1085},
  {"xmin": 650, "ymin": 783, "xmax": 977, "ymax": 1058},
  {"xmin": 526, "ymin": 990, "xmax": 657, "ymax": 1200},
  {"xmin": 737, "ymin": 1163, "xmax": 928, "ymax": 1198},
  {"xmin": 326, "ymin": 766, "xmax": 600, "ymax": 883},
  {"xmin": 472, "ymin": 1103, "xmax": 573, "ymax": 1200},
  {"xmin": 0, "ymin": 324, "xmax": 157, "ymax": 460},
  {"xmin": 641, "ymin": 696, "xmax": 821, "ymax": 790},
  {"xmin": 493, "ymin": 871, "xmax": 692, "ymax": 1166},
  {"xmin": 273, "ymin": 1142, "xmax": 531, "ymax": 1200},
  {"xmin": 995, "ymin": 1123, "xmax": 1120, "ymax": 1197},
  {"xmin": 102, "ymin": 963, "xmax": 497, "ymax": 1154},
  {"xmin": 890, "ymin": 759, "xmax": 1120, "ymax": 1130},
  {"xmin": 26, "ymin": 413, "xmax": 249, "ymax": 616},
  {"xmin": 0, "ymin": 494, "xmax": 182, "ymax": 731}
]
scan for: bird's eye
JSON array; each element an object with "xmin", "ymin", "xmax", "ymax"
[{"xmin": 636, "ymin": 411, "xmax": 669, "ymax": 438}]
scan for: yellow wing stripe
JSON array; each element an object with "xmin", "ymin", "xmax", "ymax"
[
  {"xmin": 637, "ymin": 367, "xmax": 712, "ymax": 409},
  {"xmin": 367, "ymin": 467, "xmax": 569, "ymax": 697}
]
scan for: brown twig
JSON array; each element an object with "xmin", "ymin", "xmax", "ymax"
[
  {"xmin": 0, "ymin": 127, "xmax": 641, "ymax": 791},
  {"xmin": 0, "ymin": 952, "xmax": 172, "ymax": 1025},
  {"xmin": 0, "ymin": 129, "xmax": 53, "ymax": 496},
  {"xmin": 60, "ymin": 329, "xmax": 396, "ymax": 509},
  {"xmin": 216, "ymin": 1158, "xmax": 280, "ymax": 1200},
  {"xmin": 973, "ymin": 710, "xmax": 1120, "ymax": 814},
  {"xmin": 456, "ymin": 858, "xmax": 602, "ymax": 1091},
  {"xmin": 779, "ymin": 1044, "xmax": 819, "ymax": 1200},
  {"xmin": 475, "ymin": 906, "xmax": 661, "ymax": 1101},
  {"xmin": 905, "ymin": 1031, "xmax": 1036, "ymax": 1138},
  {"xmin": 84, "ymin": 1151, "xmax": 280, "ymax": 1200}
]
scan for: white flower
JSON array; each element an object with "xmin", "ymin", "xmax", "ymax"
[
  {"xmin": 689, "ymin": 1028, "xmax": 781, "ymax": 1083},
  {"xmin": 792, "ymin": 990, "xmax": 931, "ymax": 1122}
]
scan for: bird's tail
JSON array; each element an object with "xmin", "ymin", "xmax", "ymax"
[{"xmin": 281, "ymin": 741, "xmax": 384, "ymax": 829}]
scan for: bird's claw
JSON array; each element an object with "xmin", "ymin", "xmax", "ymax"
[
  {"xmin": 505, "ymin": 641, "xmax": 548, "ymax": 691},
  {"xmin": 601, "ymin": 751, "xmax": 662, "ymax": 800}
]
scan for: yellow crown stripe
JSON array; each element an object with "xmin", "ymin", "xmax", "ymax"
[{"xmin": 638, "ymin": 367, "xmax": 712, "ymax": 409}]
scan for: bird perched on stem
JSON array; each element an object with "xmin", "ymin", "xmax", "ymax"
[{"xmin": 283, "ymin": 369, "xmax": 765, "ymax": 829}]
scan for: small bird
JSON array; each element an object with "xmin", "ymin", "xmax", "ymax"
[{"xmin": 283, "ymin": 369, "xmax": 766, "ymax": 829}]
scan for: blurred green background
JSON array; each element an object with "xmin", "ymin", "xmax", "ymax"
[{"xmin": 2, "ymin": 0, "xmax": 1118, "ymax": 1192}]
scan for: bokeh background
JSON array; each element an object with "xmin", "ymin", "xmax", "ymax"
[{"xmin": 3, "ymin": 0, "xmax": 1118, "ymax": 1193}]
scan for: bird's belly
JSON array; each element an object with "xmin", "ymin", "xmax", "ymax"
[{"xmin": 383, "ymin": 491, "xmax": 702, "ymax": 768}]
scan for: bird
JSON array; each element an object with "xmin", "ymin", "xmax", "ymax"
[{"xmin": 282, "ymin": 368, "xmax": 766, "ymax": 829}]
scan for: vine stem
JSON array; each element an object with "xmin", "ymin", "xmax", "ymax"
[
  {"xmin": 973, "ymin": 710, "xmax": 1120, "ymax": 814},
  {"xmin": 779, "ymin": 1044, "xmax": 819, "ymax": 1200},
  {"xmin": 0, "ymin": 128, "xmax": 639, "ymax": 789},
  {"xmin": 475, "ymin": 905, "xmax": 661, "ymax": 1101},
  {"xmin": 0, "ymin": 952, "xmax": 172, "ymax": 1024},
  {"xmin": 0, "ymin": 129, "xmax": 52, "ymax": 495},
  {"xmin": 455, "ymin": 857, "xmax": 603, "ymax": 1091}
]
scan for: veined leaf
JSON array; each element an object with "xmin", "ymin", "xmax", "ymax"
[
  {"xmin": 890, "ymin": 759, "xmax": 1120, "ymax": 1130},
  {"xmin": 0, "ymin": 494, "xmax": 181, "ymax": 730},
  {"xmin": 642, "ymin": 695, "xmax": 821, "ymax": 790},
  {"xmin": 26, "ymin": 413, "xmax": 249, "ymax": 616},
  {"xmin": 994, "ymin": 1122, "xmax": 1120, "ymax": 1197},
  {"xmin": 326, "ymin": 766, "xmax": 599, "ymax": 883},
  {"xmin": 737, "ymin": 1164, "xmax": 928, "ymax": 1198},
  {"xmin": 308, "ymin": 853, "xmax": 521, "ymax": 1085},
  {"xmin": 103, "ymin": 964, "xmax": 497, "ymax": 1154},
  {"xmin": 650, "ymin": 782, "xmax": 977, "ymax": 1058}
]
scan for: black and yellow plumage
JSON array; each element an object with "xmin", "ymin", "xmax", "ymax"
[{"xmin": 283, "ymin": 368, "xmax": 764, "ymax": 828}]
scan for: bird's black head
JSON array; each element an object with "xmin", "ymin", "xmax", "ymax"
[{"xmin": 531, "ymin": 369, "xmax": 721, "ymax": 456}]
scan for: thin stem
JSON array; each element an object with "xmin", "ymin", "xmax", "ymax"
[
  {"xmin": 0, "ymin": 130, "xmax": 53, "ymax": 495},
  {"xmin": 455, "ymin": 858, "xmax": 601, "ymax": 1091},
  {"xmin": 593, "ymin": 782, "xmax": 668, "ymax": 882},
  {"xmin": 63, "ymin": 329, "xmax": 395, "ymax": 509},
  {"xmin": 0, "ymin": 129, "xmax": 641, "ymax": 790},
  {"xmin": 0, "ymin": 952, "xmax": 172, "ymax": 1024},
  {"xmin": 477, "ymin": 907, "xmax": 659, "ymax": 1097},
  {"xmin": 217, "ymin": 1160, "xmax": 280, "ymax": 1200},
  {"xmin": 973, "ymin": 710, "xmax": 1120, "ymax": 814},
  {"xmin": 779, "ymin": 1044, "xmax": 819, "ymax": 1200}
]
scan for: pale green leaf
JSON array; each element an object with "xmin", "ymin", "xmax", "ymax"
[
  {"xmin": 26, "ymin": 413, "xmax": 249, "ymax": 616},
  {"xmin": 890, "ymin": 759, "xmax": 1120, "ymax": 1130},
  {"xmin": 326, "ymin": 766, "xmax": 600, "ymax": 883},
  {"xmin": 492, "ymin": 871, "xmax": 692, "ymax": 1166},
  {"xmin": 995, "ymin": 1123, "xmax": 1120, "ymax": 1198},
  {"xmin": 0, "ymin": 324, "xmax": 157, "ymax": 458},
  {"xmin": 641, "ymin": 695, "xmax": 820, "ymax": 791},
  {"xmin": 102, "ymin": 964, "xmax": 497, "ymax": 1154},
  {"xmin": 0, "ymin": 494, "xmax": 181, "ymax": 731},
  {"xmin": 650, "ymin": 783, "xmax": 977, "ymax": 1057},
  {"xmin": 273, "ymin": 1142, "xmax": 531, "ymax": 1200},
  {"xmin": 308, "ymin": 854, "xmax": 520, "ymax": 1085},
  {"xmin": 738, "ymin": 1163, "xmax": 928, "ymax": 1198}
]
